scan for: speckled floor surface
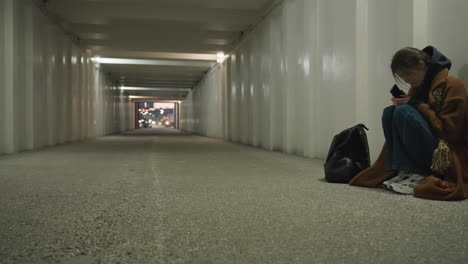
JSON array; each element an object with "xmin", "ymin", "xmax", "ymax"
[{"xmin": 0, "ymin": 128, "xmax": 466, "ymax": 264}]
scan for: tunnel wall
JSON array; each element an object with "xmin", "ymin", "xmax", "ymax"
[
  {"xmin": 427, "ymin": 0, "xmax": 468, "ymax": 88},
  {"xmin": 181, "ymin": 0, "xmax": 468, "ymax": 161},
  {"xmin": 180, "ymin": 67, "xmax": 226, "ymax": 138},
  {"xmin": 0, "ymin": 0, "xmax": 132, "ymax": 155}
]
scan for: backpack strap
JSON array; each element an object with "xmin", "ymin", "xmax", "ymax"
[{"xmin": 356, "ymin": 124, "xmax": 369, "ymax": 130}]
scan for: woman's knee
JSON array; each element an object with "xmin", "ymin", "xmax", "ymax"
[
  {"xmin": 393, "ymin": 104, "xmax": 417, "ymax": 122},
  {"xmin": 382, "ymin": 105, "xmax": 396, "ymax": 124}
]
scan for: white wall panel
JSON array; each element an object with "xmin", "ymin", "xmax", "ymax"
[
  {"xmin": 32, "ymin": 6, "xmax": 47, "ymax": 149},
  {"xmin": 315, "ymin": 0, "xmax": 357, "ymax": 158},
  {"xmin": 24, "ymin": 4, "xmax": 35, "ymax": 150},
  {"xmin": 180, "ymin": 92, "xmax": 195, "ymax": 132},
  {"xmin": 0, "ymin": 0, "xmax": 5, "ymax": 153},
  {"xmin": 427, "ymin": 0, "xmax": 468, "ymax": 87},
  {"xmin": 266, "ymin": 7, "xmax": 285, "ymax": 152},
  {"xmin": 228, "ymin": 53, "xmax": 241, "ymax": 142},
  {"xmin": 0, "ymin": 0, "xmax": 7, "ymax": 150},
  {"xmin": 3, "ymin": 0, "xmax": 16, "ymax": 153},
  {"xmin": 46, "ymin": 23, "xmax": 57, "ymax": 145},
  {"xmin": 0, "ymin": 0, "xmax": 132, "ymax": 155},
  {"xmin": 0, "ymin": 0, "xmax": 8, "ymax": 153},
  {"xmin": 12, "ymin": 0, "xmax": 27, "ymax": 152},
  {"xmin": 180, "ymin": 0, "xmax": 433, "ymax": 161},
  {"xmin": 181, "ymin": 63, "xmax": 224, "ymax": 138},
  {"xmin": 364, "ymin": 0, "xmax": 414, "ymax": 159}
]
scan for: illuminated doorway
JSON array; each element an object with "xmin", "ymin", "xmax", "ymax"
[{"xmin": 135, "ymin": 102, "xmax": 178, "ymax": 129}]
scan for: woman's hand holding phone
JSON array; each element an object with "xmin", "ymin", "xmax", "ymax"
[
  {"xmin": 390, "ymin": 84, "xmax": 410, "ymax": 106},
  {"xmin": 392, "ymin": 95, "xmax": 410, "ymax": 106}
]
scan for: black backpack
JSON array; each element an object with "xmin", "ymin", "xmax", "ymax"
[{"xmin": 324, "ymin": 124, "xmax": 371, "ymax": 183}]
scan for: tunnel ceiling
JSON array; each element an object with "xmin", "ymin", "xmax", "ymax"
[{"xmin": 40, "ymin": 0, "xmax": 275, "ymax": 101}]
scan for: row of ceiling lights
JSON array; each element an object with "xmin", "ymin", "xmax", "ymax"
[
  {"xmin": 90, "ymin": 53, "xmax": 229, "ymax": 88},
  {"xmin": 90, "ymin": 53, "xmax": 228, "ymax": 66}
]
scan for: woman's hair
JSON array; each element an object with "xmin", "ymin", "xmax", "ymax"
[{"xmin": 391, "ymin": 47, "xmax": 431, "ymax": 74}]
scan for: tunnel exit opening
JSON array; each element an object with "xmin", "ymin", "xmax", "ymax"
[{"xmin": 134, "ymin": 102, "xmax": 179, "ymax": 130}]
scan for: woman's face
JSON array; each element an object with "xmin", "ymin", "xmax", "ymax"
[{"xmin": 396, "ymin": 60, "xmax": 427, "ymax": 88}]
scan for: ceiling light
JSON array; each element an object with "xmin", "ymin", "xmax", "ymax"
[
  {"xmin": 90, "ymin": 57, "xmax": 214, "ymax": 67},
  {"xmin": 217, "ymin": 52, "xmax": 229, "ymax": 63},
  {"xmin": 119, "ymin": 86, "xmax": 191, "ymax": 92}
]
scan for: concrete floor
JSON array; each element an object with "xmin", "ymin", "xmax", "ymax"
[{"xmin": 0, "ymin": 128, "xmax": 466, "ymax": 264}]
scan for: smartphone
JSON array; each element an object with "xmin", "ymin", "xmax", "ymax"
[{"xmin": 390, "ymin": 84, "xmax": 405, "ymax": 98}]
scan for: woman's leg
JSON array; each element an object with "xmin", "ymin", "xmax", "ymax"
[
  {"xmin": 382, "ymin": 105, "xmax": 396, "ymax": 170},
  {"xmin": 391, "ymin": 105, "xmax": 438, "ymax": 174}
]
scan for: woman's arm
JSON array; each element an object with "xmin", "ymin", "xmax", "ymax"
[{"xmin": 417, "ymin": 76, "xmax": 466, "ymax": 143}]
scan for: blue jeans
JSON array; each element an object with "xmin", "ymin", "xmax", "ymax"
[{"xmin": 382, "ymin": 104, "xmax": 438, "ymax": 175}]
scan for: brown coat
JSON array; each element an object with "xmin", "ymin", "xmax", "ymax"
[{"xmin": 350, "ymin": 69, "xmax": 468, "ymax": 200}]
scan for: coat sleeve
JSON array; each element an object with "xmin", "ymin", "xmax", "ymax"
[
  {"xmin": 349, "ymin": 144, "xmax": 396, "ymax": 187},
  {"xmin": 417, "ymin": 77, "xmax": 466, "ymax": 143}
]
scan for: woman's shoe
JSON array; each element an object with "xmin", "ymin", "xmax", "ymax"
[
  {"xmin": 382, "ymin": 171, "xmax": 409, "ymax": 191},
  {"xmin": 390, "ymin": 173, "xmax": 425, "ymax": 194}
]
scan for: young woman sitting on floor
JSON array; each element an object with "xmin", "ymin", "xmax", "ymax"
[{"xmin": 350, "ymin": 46, "xmax": 468, "ymax": 200}]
